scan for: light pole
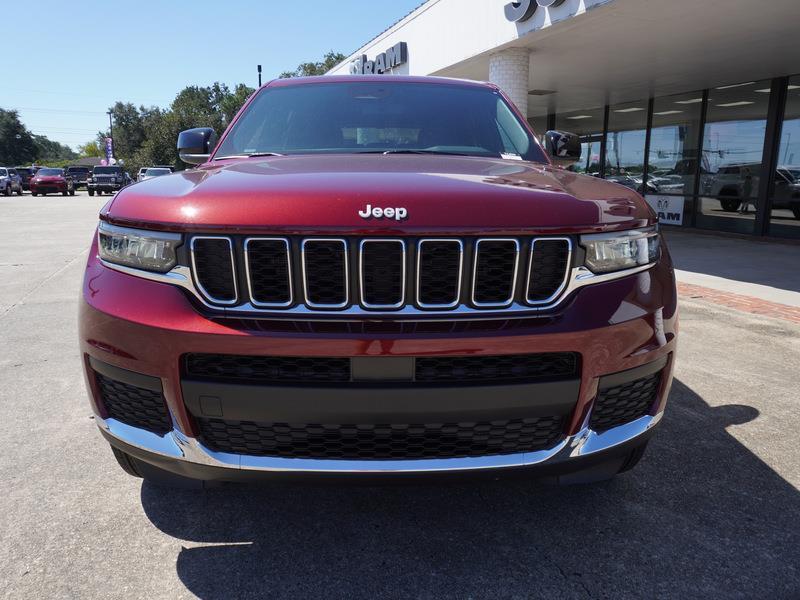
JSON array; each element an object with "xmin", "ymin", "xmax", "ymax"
[
  {"xmin": 107, "ymin": 110, "xmax": 113, "ymax": 140},
  {"xmin": 257, "ymin": 65, "xmax": 262, "ymax": 87}
]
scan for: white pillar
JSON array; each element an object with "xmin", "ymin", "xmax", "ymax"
[{"xmin": 489, "ymin": 49, "xmax": 531, "ymax": 119}]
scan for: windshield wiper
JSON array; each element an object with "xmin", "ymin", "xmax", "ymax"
[
  {"xmin": 360, "ymin": 149, "xmax": 478, "ymax": 157},
  {"xmin": 215, "ymin": 152, "xmax": 285, "ymax": 159}
]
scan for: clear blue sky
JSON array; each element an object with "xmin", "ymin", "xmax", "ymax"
[{"xmin": 4, "ymin": 0, "xmax": 423, "ymax": 151}]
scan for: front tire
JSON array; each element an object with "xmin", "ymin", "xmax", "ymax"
[
  {"xmin": 16, "ymin": 187, "xmax": 22, "ymax": 196},
  {"xmin": 720, "ymin": 198, "xmax": 740, "ymax": 212},
  {"xmin": 88, "ymin": 189, "xmax": 94, "ymax": 196},
  {"xmin": 3, "ymin": 186, "xmax": 9, "ymax": 196},
  {"xmin": 32, "ymin": 192, "xmax": 38, "ymax": 196},
  {"xmin": 792, "ymin": 205, "xmax": 800, "ymax": 220}
]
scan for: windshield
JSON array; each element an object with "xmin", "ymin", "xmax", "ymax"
[
  {"xmin": 0, "ymin": 169, "xmax": 7, "ymax": 177},
  {"xmin": 67, "ymin": 167, "xmax": 89, "ymax": 173},
  {"xmin": 144, "ymin": 168, "xmax": 170, "ymax": 176},
  {"xmin": 93, "ymin": 167, "xmax": 121, "ymax": 174},
  {"xmin": 214, "ymin": 82, "xmax": 544, "ymax": 162},
  {"xmin": 38, "ymin": 168, "xmax": 63, "ymax": 176}
]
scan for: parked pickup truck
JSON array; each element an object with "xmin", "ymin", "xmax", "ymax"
[
  {"xmin": 66, "ymin": 166, "xmax": 91, "ymax": 189},
  {"xmin": 80, "ymin": 76, "xmax": 677, "ymax": 488},
  {"xmin": 87, "ymin": 165, "xmax": 127, "ymax": 196}
]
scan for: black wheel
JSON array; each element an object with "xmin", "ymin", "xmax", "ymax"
[
  {"xmin": 16, "ymin": 187, "xmax": 22, "ymax": 196},
  {"xmin": 792, "ymin": 206, "xmax": 800, "ymax": 220},
  {"xmin": 3, "ymin": 186, "xmax": 9, "ymax": 196},
  {"xmin": 88, "ymin": 189, "xmax": 94, "ymax": 196},
  {"xmin": 32, "ymin": 192, "xmax": 38, "ymax": 197},
  {"xmin": 110, "ymin": 446, "xmax": 212, "ymax": 489},
  {"xmin": 62, "ymin": 190, "xmax": 68, "ymax": 196},
  {"xmin": 69, "ymin": 188, "xmax": 75, "ymax": 196},
  {"xmin": 720, "ymin": 198, "xmax": 740, "ymax": 212}
]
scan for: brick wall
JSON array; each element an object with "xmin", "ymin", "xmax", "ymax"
[{"xmin": 489, "ymin": 49, "xmax": 531, "ymax": 119}]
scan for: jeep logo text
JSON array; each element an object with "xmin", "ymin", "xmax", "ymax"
[{"xmin": 358, "ymin": 204, "xmax": 408, "ymax": 221}]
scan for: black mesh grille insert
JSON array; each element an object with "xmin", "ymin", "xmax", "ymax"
[
  {"xmin": 184, "ymin": 354, "xmax": 350, "ymax": 384},
  {"xmin": 591, "ymin": 372, "xmax": 661, "ymax": 431},
  {"xmin": 192, "ymin": 238, "xmax": 236, "ymax": 302},
  {"xmin": 184, "ymin": 352, "xmax": 578, "ymax": 385},
  {"xmin": 415, "ymin": 353, "xmax": 579, "ymax": 383},
  {"xmin": 361, "ymin": 241, "xmax": 404, "ymax": 307},
  {"xmin": 196, "ymin": 416, "xmax": 565, "ymax": 459},
  {"xmin": 246, "ymin": 239, "xmax": 291, "ymax": 305},
  {"xmin": 303, "ymin": 240, "xmax": 347, "ymax": 306},
  {"xmin": 473, "ymin": 240, "xmax": 518, "ymax": 305},
  {"xmin": 95, "ymin": 373, "xmax": 171, "ymax": 435},
  {"xmin": 528, "ymin": 239, "xmax": 571, "ymax": 302},
  {"xmin": 418, "ymin": 240, "xmax": 461, "ymax": 306}
]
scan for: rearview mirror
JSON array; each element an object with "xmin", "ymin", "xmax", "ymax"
[
  {"xmin": 178, "ymin": 127, "xmax": 218, "ymax": 165},
  {"xmin": 544, "ymin": 130, "xmax": 582, "ymax": 167}
]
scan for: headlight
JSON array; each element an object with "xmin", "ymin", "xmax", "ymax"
[
  {"xmin": 98, "ymin": 222, "xmax": 181, "ymax": 273},
  {"xmin": 581, "ymin": 227, "xmax": 660, "ymax": 274}
]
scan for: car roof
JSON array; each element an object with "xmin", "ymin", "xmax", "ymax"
[{"xmin": 266, "ymin": 75, "xmax": 496, "ymax": 91}]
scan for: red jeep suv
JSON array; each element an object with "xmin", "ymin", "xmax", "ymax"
[{"xmin": 79, "ymin": 76, "xmax": 677, "ymax": 487}]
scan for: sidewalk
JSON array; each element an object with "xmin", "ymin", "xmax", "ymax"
[{"xmin": 663, "ymin": 228, "xmax": 800, "ymax": 322}]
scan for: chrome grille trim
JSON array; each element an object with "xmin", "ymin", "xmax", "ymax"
[
  {"xmin": 526, "ymin": 237, "xmax": 573, "ymax": 306},
  {"xmin": 301, "ymin": 238, "xmax": 349, "ymax": 309},
  {"xmin": 471, "ymin": 238, "xmax": 520, "ymax": 308},
  {"xmin": 244, "ymin": 237, "xmax": 293, "ymax": 308},
  {"xmin": 359, "ymin": 239, "xmax": 406, "ymax": 310},
  {"xmin": 416, "ymin": 239, "xmax": 464, "ymax": 309},
  {"xmin": 190, "ymin": 236, "xmax": 238, "ymax": 306}
]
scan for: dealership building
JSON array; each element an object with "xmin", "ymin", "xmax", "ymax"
[{"xmin": 329, "ymin": 0, "xmax": 800, "ymax": 240}]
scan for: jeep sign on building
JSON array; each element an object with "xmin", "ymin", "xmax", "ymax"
[{"xmin": 329, "ymin": 0, "xmax": 800, "ymax": 241}]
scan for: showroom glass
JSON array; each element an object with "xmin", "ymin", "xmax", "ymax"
[
  {"xmin": 214, "ymin": 83, "xmax": 547, "ymax": 162},
  {"xmin": 646, "ymin": 92, "xmax": 704, "ymax": 225},
  {"xmin": 554, "ymin": 108, "xmax": 604, "ymax": 175},
  {"xmin": 697, "ymin": 80, "xmax": 771, "ymax": 235},
  {"xmin": 769, "ymin": 76, "xmax": 800, "ymax": 238},
  {"xmin": 603, "ymin": 101, "xmax": 648, "ymax": 192}
]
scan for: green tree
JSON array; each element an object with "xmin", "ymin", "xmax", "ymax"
[
  {"xmin": 32, "ymin": 135, "xmax": 77, "ymax": 162},
  {"xmin": 0, "ymin": 109, "xmax": 37, "ymax": 165},
  {"xmin": 279, "ymin": 50, "xmax": 346, "ymax": 78},
  {"xmin": 78, "ymin": 140, "xmax": 104, "ymax": 158}
]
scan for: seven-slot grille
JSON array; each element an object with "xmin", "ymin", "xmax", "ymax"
[{"xmin": 189, "ymin": 236, "xmax": 572, "ymax": 312}]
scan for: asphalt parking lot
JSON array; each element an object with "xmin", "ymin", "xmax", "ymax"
[{"xmin": 0, "ymin": 191, "xmax": 798, "ymax": 599}]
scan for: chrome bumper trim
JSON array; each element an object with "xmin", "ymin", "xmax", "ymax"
[
  {"xmin": 100, "ymin": 258, "xmax": 655, "ymax": 321},
  {"xmin": 97, "ymin": 412, "xmax": 662, "ymax": 474}
]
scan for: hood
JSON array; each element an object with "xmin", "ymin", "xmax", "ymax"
[{"xmin": 104, "ymin": 155, "xmax": 654, "ymax": 235}]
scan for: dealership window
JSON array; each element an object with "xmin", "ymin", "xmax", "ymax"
[
  {"xmin": 645, "ymin": 92, "xmax": 705, "ymax": 226},
  {"xmin": 769, "ymin": 76, "xmax": 800, "ymax": 238},
  {"xmin": 603, "ymin": 101, "xmax": 648, "ymax": 192},
  {"xmin": 554, "ymin": 108, "xmax": 604, "ymax": 175},
  {"xmin": 696, "ymin": 80, "xmax": 771, "ymax": 235}
]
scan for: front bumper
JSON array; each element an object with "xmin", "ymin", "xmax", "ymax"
[
  {"xmin": 88, "ymin": 182, "xmax": 121, "ymax": 191},
  {"xmin": 80, "ymin": 240, "xmax": 677, "ymax": 478},
  {"xmin": 30, "ymin": 182, "xmax": 67, "ymax": 193}
]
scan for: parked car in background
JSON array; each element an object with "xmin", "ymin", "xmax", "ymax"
[
  {"xmin": 14, "ymin": 167, "xmax": 37, "ymax": 191},
  {"xmin": 0, "ymin": 168, "xmax": 24, "ymax": 196},
  {"xmin": 706, "ymin": 163, "xmax": 800, "ymax": 218},
  {"xmin": 137, "ymin": 168, "xmax": 148, "ymax": 182},
  {"xmin": 87, "ymin": 165, "xmax": 127, "ymax": 196},
  {"xmin": 139, "ymin": 167, "xmax": 172, "ymax": 181},
  {"xmin": 29, "ymin": 168, "xmax": 75, "ymax": 196},
  {"xmin": 66, "ymin": 166, "xmax": 91, "ymax": 189}
]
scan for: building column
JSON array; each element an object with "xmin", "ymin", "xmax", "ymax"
[{"xmin": 489, "ymin": 48, "xmax": 531, "ymax": 119}]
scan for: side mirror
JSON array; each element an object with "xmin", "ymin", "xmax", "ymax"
[
  {"xmin": 544, "ymin": 130, "xmax": 582, "ymax": 167},
  {"xmin": 178, "ymin": 127, "xmax": 218, "ymax": 165}
]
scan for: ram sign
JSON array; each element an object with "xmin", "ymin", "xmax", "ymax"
[
  {"xmin": 349, "ymin": 42, "xmax": 408, "ymax": 75},
  {"xmin": 646, "ymin": 195, "xmax": 685, "ymax": 226}
]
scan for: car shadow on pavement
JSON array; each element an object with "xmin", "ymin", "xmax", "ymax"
[{"xmin": 140, "ymin": 379, "xmax": 800, "ymax": 599}]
